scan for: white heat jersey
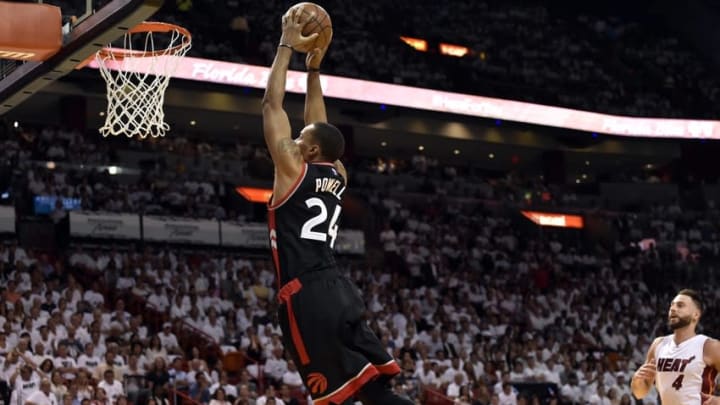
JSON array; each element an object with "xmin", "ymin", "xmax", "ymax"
[{"xmin": 654, "ymin": 334, "xmax": 717, "ymax": 405}]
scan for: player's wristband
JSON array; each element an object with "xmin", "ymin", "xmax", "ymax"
[
  {"xmin": 308, "ymin": 68, "xmax": 320, "ymax": 73},
  {"xmin": 278, "ymin": 43, "xmax": 293, "ymax": 51}
]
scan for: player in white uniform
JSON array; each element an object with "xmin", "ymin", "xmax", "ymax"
[{"xmin": 631, "ymin": 289, "xmax": 720, "ymax": 405}]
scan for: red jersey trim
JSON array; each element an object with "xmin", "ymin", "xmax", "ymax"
[
  {"xmin": 702, "ymin": 365, "xmax": 717, "ymax": 395},
  {"xmin": 375, "ymin": 359, "xmax": 402, "ymax": 375},
  {"xmin": 311, "ymin": 360, "xmax": 400, "ymax": 404},
  {"xmin": 279, "ymin": 280, "xmax": 310, "ymax": 366},
  {"xmin": 267, "ymin": 210, "xmax": 281, "ymax": 289},
  {"xmin": 313, "ymin": 363, "xmax": 379, "ymax": 405},
  {"xmin": 268, "ymin": 163, "xmax": 308, "ymax": 210}
]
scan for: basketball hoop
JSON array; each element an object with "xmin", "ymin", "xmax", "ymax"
[{"xmin": 95, "ymin": 22, "xmax": 191, "ymax": 139}]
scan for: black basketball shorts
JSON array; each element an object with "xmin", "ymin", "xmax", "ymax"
[{"xmin": 277, "ymin": 269, "xmax": 401, "ymax": 405}]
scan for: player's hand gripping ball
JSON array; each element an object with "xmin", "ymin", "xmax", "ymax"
[{"xmin": 286, "ymin": 2, "xmax": 333, "ymax": 53}]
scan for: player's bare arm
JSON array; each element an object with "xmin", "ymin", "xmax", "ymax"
[
  {"xmin": 303, "ymin": 44, "xmax": 347, "ymax": 183},
  {"xmin": 701, "ymin": 339, "xmax": 720, "ymax": 405},
  {"xmin": 304, "ymin": 47, "xmax": 328, "ymax": 125},
  {"xmin": 632, "ymin": 336, "xmax": 661, "ymax": 399},
  {"xmin": 262, "ymin": 7, "xmax": 318, "ymax": 192}
]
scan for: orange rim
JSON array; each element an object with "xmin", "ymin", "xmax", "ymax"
[
  {"xmin": 75, "ymin": 21, "xmax": 191, "ymax": 69},
  {"xmin": 98, "ymin": 21, "xmax": 191, "ymax": 59}
]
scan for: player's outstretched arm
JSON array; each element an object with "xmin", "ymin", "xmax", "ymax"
[
  {"xmin": 304, "ymin": 47, "xmax": 328, "ymax": 125},
  {"xmin": 632, "ymin": 337, "xmax": 661, "ymax": 399},
  {"xmin": 701, "ymin": 339, "xmax": 720, "ymax": 405},
  {"xmin": 262, "ymin": 7, "xmax": 318, "ymax": 178},
  {"xmin": 303, "ymin": 46, "xmax": 346, "ymax": 183}
]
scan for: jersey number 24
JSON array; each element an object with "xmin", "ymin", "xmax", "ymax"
[{"xmin": 301, "ymin": 197, "xmax": 341, "ymax": 248}]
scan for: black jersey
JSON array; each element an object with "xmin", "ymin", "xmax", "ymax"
[{"xmin": 268, "ymin": 162, "xmax": 346, "ymax": 287}]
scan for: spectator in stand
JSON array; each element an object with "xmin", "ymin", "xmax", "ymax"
[
  {"xmin": 73, "ymin": 369, "xmax": 95, "ymax": 401},
  {"xmin": 278, "ymin": 384, "xmax": 299, "ymax": 405},
  {"xmin": 145, "ymin": 357, "xmax": 171, "ymax": 398},
  {"xmin": 128, "ymin": 342, "xmax": 150, "ymax": 372},
  {"xmin": 123, "ymin": 354, "xmax": 147, "ymax": 403},
  {"xmin": 233, "ymin": 383, "xmax": 255, "ymax": 405},
  {"xmin": 208, "ymin": 370, "xmax": 237, "ymax": 399},
  {"xmin": 255, "ymin": 385, "xmax": 281, "ymax": 405},
  {"xmin": 36, "ymin": 358, "xmax": 54, "ymax": 376},
  {"xmin": 147, "ymin": 284, "xmax": 170, "ymax": 313},
  {"xmin": 441, "ymin": 357, "xmax": 467, "ymax": 386},
  {"xmin": 108, "ymin": 300, "xmax": 131, "ymax": 333},
  {"xmin": 167, "ymin": 357, "xmax": 190, "ymax": 392},
  {"xmin": 49, "ymin": 371, "xmax": 67, "ymax": 404},
  {"xmin": 157, "ymin": 324, "xmax": 182, "ymax": 357},
  {"xmin": 89, "ymin": 386, "xmax": 107, "ymax": 405},
  {"xmin": 203, "ymin": 309, "xmax": 225, "ymax": 344},
  {"xmin": 25, "ymin": 378, "xmax": 57, "ymax": 405},
  {"xmin": 209, "ymin": 387, "xmax": 232, "ymax": 405},
  {"xmin": 145, "ymin": 335, "xmax": 167, "ymax": 365},
  {"xmin": 52, "ymin": 343, "xmax": 77, "ymax": 382},
  {"xmin": 94, "ymin": 351, "xmax": 122, "ymax": 382},
  {"xmin": 263, "ymin": 347, "xmax": 288, "ymax": 384},
  {"xmin": 96, "ymin": 369, "xmax": 124, "ymax": 404},
  {"xmin": 446, "ymin": 373, "xmax": 465, "ymax": 400},
  {"xmin": 57, "ymin": 328, "xmax": 83, "ymax": 359},
  {"xmin": 11, "ymin": 363, "xmax": 40, "ymax": 405},
  {"xmin": 189, "ymin": 372, "xmax": 212, "ymax": 404},
  {"xmin": 280, "ymin": 360, "xmax": 302, "ymax": 390},
  {"xmin": 76, "ymin": 343, "xmax": 100, "ymax": 375},
  {"xmin": 498, "ymin": 382, "xmax": 518, "ymax": 405}
]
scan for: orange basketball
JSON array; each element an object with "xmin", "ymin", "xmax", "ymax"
[{"xmin": 288, "ymin": 2, "xmax": 333, "ymax": 53}]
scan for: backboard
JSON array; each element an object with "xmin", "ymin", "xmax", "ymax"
[{"xmin": 0, "ymin": 0, "xmax": 164, "ymax": 115}]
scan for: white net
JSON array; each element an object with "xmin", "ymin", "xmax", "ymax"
[{"xmin": 96, "ymin": 23, "xmax": 191, "ymax": 138}]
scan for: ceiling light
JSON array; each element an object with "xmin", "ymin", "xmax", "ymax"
[{"xmin": 418, "ymin": 145, "xmax": 424, "ymax": 151}]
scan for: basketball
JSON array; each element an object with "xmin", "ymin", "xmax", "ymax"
[{"xmin": 287, "ymin": 2, "xmax": 333, "ymax": 53}]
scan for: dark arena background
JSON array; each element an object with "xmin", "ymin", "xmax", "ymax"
[{"xmin": 1, "ymin": 0, "xmax": 720, "ymax": 404}]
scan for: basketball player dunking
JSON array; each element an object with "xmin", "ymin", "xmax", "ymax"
[
  {"xmin": 261, "ymin": 6, "xmax": 413, "ymax": 405},
  {"xmin": 632, "ymin": 289, "xmax": 720, "ymax": 405}
]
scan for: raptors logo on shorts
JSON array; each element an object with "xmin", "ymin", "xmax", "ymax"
[{"xmin": 307, "ymin": 372, "xmax": 328, "ymax": 394}]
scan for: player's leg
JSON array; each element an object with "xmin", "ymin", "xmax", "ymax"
[
  {"xmin": 336, "ymin": 278, "xmax": 413, "ymax": 404},
  {"xmin": 340, "ymin": 278, "xmax": 402, "ymax": 375},
  {"xmin": 354, "ymin": 379, "xmax": 415, "ymax": 405}
]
